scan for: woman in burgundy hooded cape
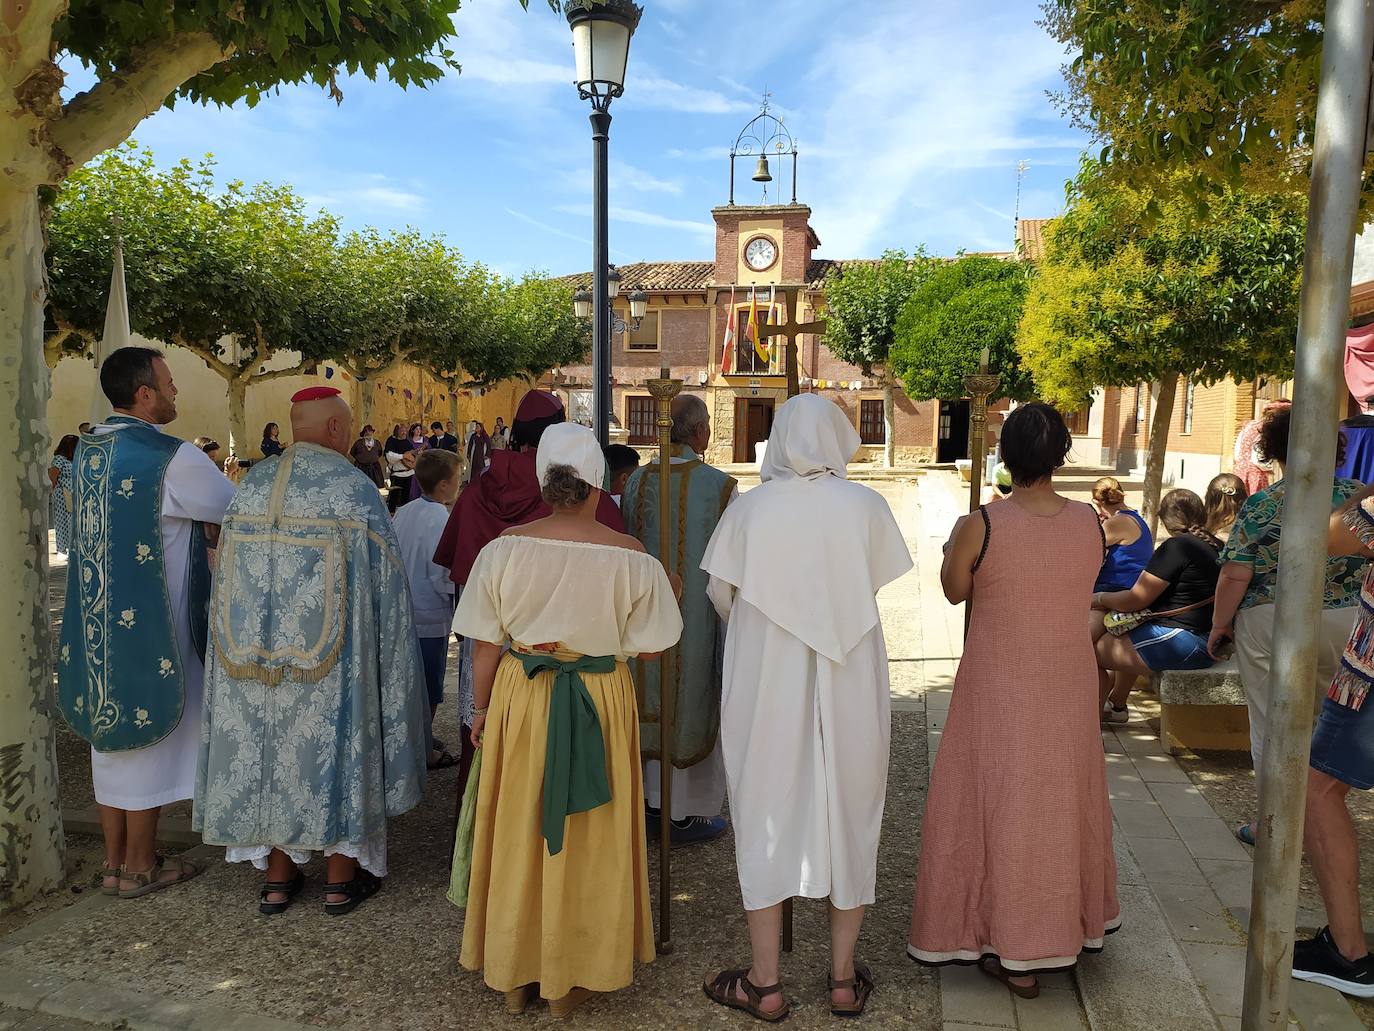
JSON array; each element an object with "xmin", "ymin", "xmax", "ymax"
[{"xmin": 432, "ymin": 390, "xmax": 625, "ymax": 821}]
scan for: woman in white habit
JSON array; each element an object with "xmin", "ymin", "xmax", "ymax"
[{"xmin": 700, "ymin": 393, "xmax": 912, "ymax": 1021}]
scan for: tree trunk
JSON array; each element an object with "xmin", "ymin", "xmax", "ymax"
[
  {"xmin": 881, "ymin": 371, "xmax": 896, "ymax": 469},
  {"xmin": 1141, "ymin": 374, "xmax": 1179, "ymax": 533},
  {"xmin": 448, "ymin": 390, "xmax": 459, "ymax": 434},
  {"xmin": 227, "ymin": 378, "xmax": 248, "ymax": 457},
  {"xmin": 359, "ymin": 377, "xmax": 376, "ymax": 429},
  {"xmin": 0, "ymin": 187, "xmax": 66, "ymax": 911}
]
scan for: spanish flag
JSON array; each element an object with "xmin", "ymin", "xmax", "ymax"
[{"xmin": 750, "ymin": 287, "xmax": 769, "ymax": 363}]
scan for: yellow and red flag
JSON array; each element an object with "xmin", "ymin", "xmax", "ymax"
[{"xmin": 750, "ymin": 287, "xmax": 769, "ymax": 363}]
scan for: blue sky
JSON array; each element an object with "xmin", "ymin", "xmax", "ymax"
[{"xmin": 65, "ymin": 0, "xmax": 1088, "ymax": 278}]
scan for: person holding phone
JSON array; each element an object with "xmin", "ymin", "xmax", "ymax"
[{"xmin": 1207, "ymin": 405, "xmax": 1367, "ymax": 846}]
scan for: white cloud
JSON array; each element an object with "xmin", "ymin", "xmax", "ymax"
[
  {"xmin": 555, "ymin": 203, "xmax": 714, "ymax": 239},
  {"xmin": 796, "ymin": 0, "xmax": 1086, "ymax": 257},
  {"xmin": 624, "ymin": 73, "xmax": 755, "ymax": 115},
  {"xmin": 304, "ymin": 175, "xmax": 426, "ymax": 215},
  {"xmin": 611, "ymin": 161, "xmax": 682, "ymax": 195},
  {"xmin": 505, "ymin": 207, "xmax": 590, "ymax": 246}
]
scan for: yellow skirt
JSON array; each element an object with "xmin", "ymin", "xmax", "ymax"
[{"xmin": 460, "ymin": 650, "xmax": 655, "ymax": 998}]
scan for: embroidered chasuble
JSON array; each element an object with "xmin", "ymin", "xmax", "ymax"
[
  {"xmin": 58, "ymin": 416, "xmax": 212, "ymax": 752},
  {"xmin": 622, "ymin": 445, "xmax": 737, "ymax": 767},
  {"xmin": 193, "ymin": 443, "xmax": 428, "ymax": 853}
]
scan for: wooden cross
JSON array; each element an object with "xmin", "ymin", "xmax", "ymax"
[{"xmin": 756, "ymin": 284, "xmax": 826, "ymax": 397}]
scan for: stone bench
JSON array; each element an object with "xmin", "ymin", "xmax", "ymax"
[{"xmin": 1152, "ymin": 658, "xmax": 1251, "ymax": 755}]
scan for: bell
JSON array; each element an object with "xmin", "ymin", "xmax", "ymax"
[{"xmin": 751, "ymin": 155, "xmax": 772, "ymax": 183}]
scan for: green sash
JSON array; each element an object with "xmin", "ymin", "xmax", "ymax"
[{"xmin": 514, "ymin": 651, "xmax": 616, "ymax": 856}]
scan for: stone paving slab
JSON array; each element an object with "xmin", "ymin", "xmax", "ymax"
[{"xmin": 1075, "ymin": 884, "xmax": 1219, "ymax": 1031}]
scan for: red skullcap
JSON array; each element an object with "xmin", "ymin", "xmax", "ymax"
[
  {"xmin": 514, "ymin": 389, "xmax": 564, "ymax": 422},
  {"xmin": 290, "ymin": 386, "xmax": 342, "ymax": 403}
]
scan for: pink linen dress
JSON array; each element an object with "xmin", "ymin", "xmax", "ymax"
[{"xmin": 909, "ymin": 498, "xmax": 1120, "ymax": 972}]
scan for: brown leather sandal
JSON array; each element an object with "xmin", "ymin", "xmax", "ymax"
[
  {"xmin": 118, "ymin": 855, "xmax": 203, "ymax": 899},
  {"xmin": 978, "ymin": 957, "xmax": 1039, "ymax": 999},
  {"xmin": 100, "ymin": 865, "xmax": 120, "ymax": 897},
  {"xmin": 829, "ymin": 964, "xmax": 875, "ymax": 1017},
  {"xmin": 703, "ymin": 968, "xmax": 791, "ymax": 1022}
]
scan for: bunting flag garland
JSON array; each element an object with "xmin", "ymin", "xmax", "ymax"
[
  {"xmin": 324, "ymin": 366, "xmax": 335, "ymax": 379},
  {"xmin": 341, "ymin": 370, "xmax": 352, "ymax": 381}
]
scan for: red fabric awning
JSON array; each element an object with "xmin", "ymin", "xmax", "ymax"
[{"xmin": 1346, "ymin": 322, "xmax": 1374, "ymax": 406}]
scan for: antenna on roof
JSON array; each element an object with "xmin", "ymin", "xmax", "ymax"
[{"xmin": 1013, "ymin": 159, "xmax": 1029, "ymax": 253}]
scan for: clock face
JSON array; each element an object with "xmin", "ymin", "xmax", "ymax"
[{"xmin": 744, "ymin": 235, "xmax": 778, "ymax": 272}]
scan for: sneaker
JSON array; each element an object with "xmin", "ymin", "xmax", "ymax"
[
  {"xmin": 1291, "ymin": 927, "xmax": 1374, "ymax": 998},
  {"xmin": 1102, "ymin": 703, "xmax": 1130, "ymax": 725},
  {"xmin": 669, "ymin": 815, "xmax": 728, "ymax": 847}
]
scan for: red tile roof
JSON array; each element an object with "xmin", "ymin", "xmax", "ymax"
[
  {"xmin": 1016, "ymin": 218, "xmax": 1054, "ymax": 261},
  {"xmin": 561, "ymin": 261, "xmax": 715, "ymax": 292}
]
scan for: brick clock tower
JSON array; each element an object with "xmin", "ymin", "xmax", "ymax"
[{"xmin": 707, "ymin": 204, "xmax": 821, "ymax": 463}]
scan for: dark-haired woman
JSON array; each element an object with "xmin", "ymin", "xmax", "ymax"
[
  {"xmin": 1211, "ymin": 405, "xmax": 1366, "ymax": 846},
  {"xmin": 350, "ymin": 425, "xmax": 387, "ymax": 489},
  {"xmin": 260, "ymin": 422, "xmax": 284, "ymax": 459},
  {"xmin": 453, "ymin": 422, "xmax": 681, "ymax": 1018},
  {"xmin": 910, "ymin": 403, "xmax": 1118, "ymax": 996},
  {"xmin": 49, "ymin": 433, "xmax": 78, "ymax": 555},
  {"xmin": 1091, "ymin": 489, "xmax": 1221, "ymax": 722}
]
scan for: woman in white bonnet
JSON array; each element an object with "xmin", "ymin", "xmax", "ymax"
[{"xmin": 452, "ymin": 422, "xmax": 683, "ymax": 1018}]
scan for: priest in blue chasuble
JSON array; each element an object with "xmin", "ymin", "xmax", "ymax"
[
  {"xmin": 194, "ymin": 387, "xmax": 428, "ymax": 916},
  {"xmin": 622, "ymin": 394, "xmax": 737, "ymax": 846},
  {"xmin": 58, "ymin": 347, "xmax": 236, "ymax": 898}
]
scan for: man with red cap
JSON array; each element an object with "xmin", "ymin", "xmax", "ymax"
[
  {"xmin": 194, "ymin": 386, "xmax": 428, "ymax": 915},
  {"xmin": 433, "ymin": 389, "xmax": 625, "ymax": 797}
]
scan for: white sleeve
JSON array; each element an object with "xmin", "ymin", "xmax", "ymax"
[
  {"xmin": 707, "ymin": 575, "xmax": 735, "ymax": 622},
  {"xmin": 424, "ymin": 510, "xmax": 455, "ymax": 599},
  {"xmin": 163, "ymin": 443, "xmax": 235, "ymax": 523}
]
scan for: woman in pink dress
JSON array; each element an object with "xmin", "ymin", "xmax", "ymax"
[{"xmin": 909, "ymin": 403, "xmax": 1119, "ymax": 998}]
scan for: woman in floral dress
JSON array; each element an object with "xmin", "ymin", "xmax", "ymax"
[{"xmin": 49, "ymin": 434, "xmax": 78, "ymax": 555}]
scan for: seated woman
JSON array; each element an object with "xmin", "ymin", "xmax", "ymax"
[
  {"xmin": 1093, "ymin": 476, "xmax": 1153, "ymax": 592},
  {"xmin": 1092, "ymin": 489, "xmax": 1221, "ymax": 722},
  {"xmin": 1204, "ymin": 473, "xmax": 1248, "ymax": 543},
  {"xmin": 453, "ymin": 423, "xmax": 682, "ymax": 1019}
]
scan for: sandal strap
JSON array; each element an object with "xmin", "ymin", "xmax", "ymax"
[
  {"xmin": 123, "ymin": 855, "xmax": 166, "ymax": 887},
  {"xmin": 829, "ymin": 965, "xmax": 875, "ymax": 992}
]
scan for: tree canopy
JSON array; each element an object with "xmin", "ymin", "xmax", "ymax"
[
  {"xmin": 891, "ymin": 255, "xmax": 1034, "ymax": 402},
  {"xmin": 821, "ymin": 249, "xmax": 938, "ymax": 374},
  {"xmin": 1016, "ymin": 164, "xmax": 1307, "ymax": 408},
  {"xmin": 1041, "ymin": 1, "xmax": 1332, "ymax": 205}
]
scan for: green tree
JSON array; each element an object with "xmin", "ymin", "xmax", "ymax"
[
  {"xmin": 49, "ymin": 145, "xmax": 349, "ymax": 451},
  {"xmin": 1040, "ymin": 1, "xmax": 1331, "ymax": 204},
  {"xmin": 891, "ymin": 254, "xmax": 1034, "ymax": 402},
  {"xmin": 1017, "ymin": 165, "xmax": 1306, "ymax": 525},
  {"xmin": 821, "ymin": 249, "xmax": 938, "ymax": 467},
  {"xmin": 0, "ymin": 0, "xmax": 550, "ymax": 911}
]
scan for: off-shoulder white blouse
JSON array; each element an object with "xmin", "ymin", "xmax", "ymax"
[{"xmin": 453, "ymin": 535, "xmax": 683, "ymax": 660}]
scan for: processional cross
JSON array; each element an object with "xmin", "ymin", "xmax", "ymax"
[{"xmin": 755, "ymin": 284, "xmax": 826, "ymax": 397}]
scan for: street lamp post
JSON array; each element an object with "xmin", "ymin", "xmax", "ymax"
[{"xmin": 565, "ymin": 0, "xmax": 644, "ymax": 446}]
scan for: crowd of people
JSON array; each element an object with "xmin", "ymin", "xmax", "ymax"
[{"xmin": 47, "ymin": 348, "xmax": 1374, "ymax": 1019}]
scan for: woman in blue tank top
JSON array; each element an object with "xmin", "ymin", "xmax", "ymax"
[{"xmin": 1092, "ymin": 476, "xmax": 1153, "ymax": 592}]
